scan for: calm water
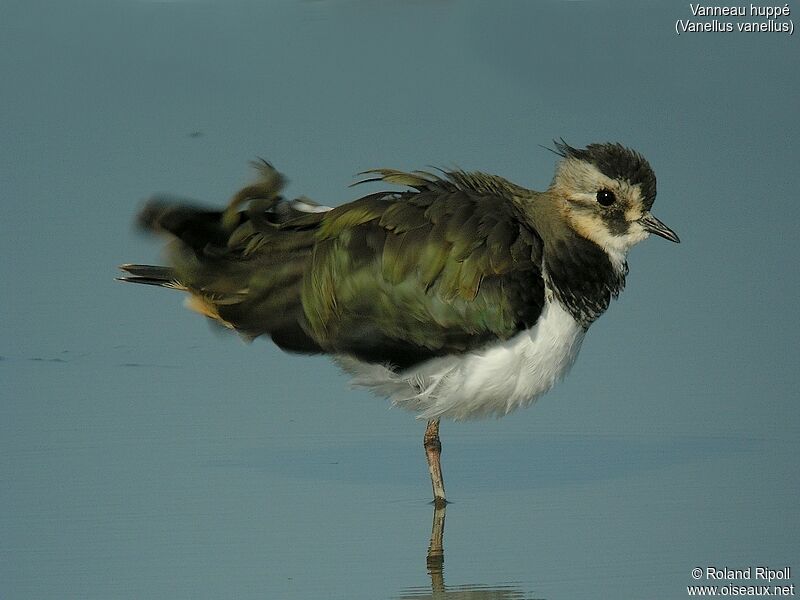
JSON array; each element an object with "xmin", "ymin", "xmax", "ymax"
[
  {"xmin": 2, "ymin": 1, "xmax": 798, "ymax": 598},
  {"xmin": 4, "ymin": 352, "xmax": 798, "ymax": 598}
]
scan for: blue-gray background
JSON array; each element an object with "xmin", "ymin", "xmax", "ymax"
[{"xmin": 2, "ymin": 1, "xmax": 798, "ymax": 598}]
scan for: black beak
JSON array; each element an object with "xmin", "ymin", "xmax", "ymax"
[{"xmin": 639, "ymin": 212, "xmax": 680, "ymax": 243}]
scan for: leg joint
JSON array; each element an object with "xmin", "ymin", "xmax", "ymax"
[{"xmin": 423, "ymin": 436, "xmax": 441, "ymax": 453}]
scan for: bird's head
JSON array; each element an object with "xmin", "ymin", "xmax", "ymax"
[{"xmin": 548, "ymin": 141, "xmax": 679, "ymax": 263}]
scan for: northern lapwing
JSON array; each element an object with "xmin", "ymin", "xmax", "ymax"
[{"xmin": 120, "ymin": 142, "xmax": 679, "ymax": 505}]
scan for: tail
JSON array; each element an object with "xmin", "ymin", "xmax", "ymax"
[
  {"xmin": 119, "ymin": 160, "xmax": 328, "ymax": 354},
  {"xmin": 117, "ymin": 264, "xmax": 184, "ymax": 289}
]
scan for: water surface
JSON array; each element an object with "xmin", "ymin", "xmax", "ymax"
[{"xmin": 2, "ymin": 1, "xmax": 798, "ymax": 598}]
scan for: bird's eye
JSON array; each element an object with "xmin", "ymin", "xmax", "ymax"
[{"xmin": 596, "ymin": 189, "xmax": 616, "ymax": 207}]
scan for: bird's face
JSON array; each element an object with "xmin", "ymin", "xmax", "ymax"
[{"xmin": 549, "ymin": 143, "xmax": 679, "ymax": 265}]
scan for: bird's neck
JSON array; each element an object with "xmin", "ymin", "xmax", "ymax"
[
  {"xmin": 543, "ymin": 229, "xmax": 627, "ymax": 327},
  {"xmin": 508, "ymin": 188, "xmax": 628, "ymax": 327},
  {"xmin": 519, "ymin": 194, "xmax": 627, "ymax": 327}
]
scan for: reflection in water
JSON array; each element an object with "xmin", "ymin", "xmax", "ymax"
[
  {"xmin": 427, "ymin": 504, "xmax": 446, "ymax": 594},
  {"xmin": 396, "ymin": 505, "xmax": 544, "ymax": 600}
]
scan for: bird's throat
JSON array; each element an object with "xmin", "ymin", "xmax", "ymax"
[{"xmin": 543, "ymin": 233, "xmax": 627, "ymax": 327}]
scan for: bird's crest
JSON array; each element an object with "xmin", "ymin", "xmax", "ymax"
[
  {"xmin": 353, "ymin": 168, "xmax": 524, "ymax": 199},
  {"xmin": 548, "ymin": 140, "xmax": 657, "ymax": 209}
]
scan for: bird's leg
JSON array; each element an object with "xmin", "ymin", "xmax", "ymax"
[{"xmin": 424, "ymin": 418, "xmax": 447, "ymax": 507}]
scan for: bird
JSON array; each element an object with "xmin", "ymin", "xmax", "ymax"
[{"xmin": 119, "ymin": 141, "xmax": 679, "ymax": 506}]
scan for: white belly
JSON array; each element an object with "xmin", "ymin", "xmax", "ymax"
[{"xmin": 336, "ymin": 299, "xmax": 586, "ymax": 420}]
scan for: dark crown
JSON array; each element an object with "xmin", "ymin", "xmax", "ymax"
[{"xmin": 552, "ymin": 141, "xmax": 657, "ymax": 210}]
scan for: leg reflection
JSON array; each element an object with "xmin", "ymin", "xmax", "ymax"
[
  {"xmin": 426, "ymin": 503, "xmax": 446, "ymax": 593},
  {"xmin": 406, "ymin": 503, "xmax": 538, "ymax": 599}
]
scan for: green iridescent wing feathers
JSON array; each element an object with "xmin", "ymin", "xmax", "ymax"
[{"xmin": 134, "ymin": 164, "xmax": 545, "ymax": 369}]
